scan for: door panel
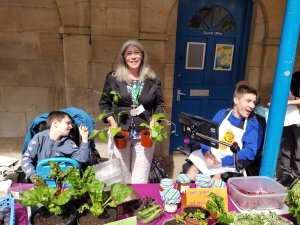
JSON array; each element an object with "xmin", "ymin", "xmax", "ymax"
[{"xmin": 170, "ymin": 0, "xmax": 253, "ymax": 152}]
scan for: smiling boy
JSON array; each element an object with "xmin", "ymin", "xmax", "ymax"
[
  {"xmin": 21, "ymin": 111, "xmax": 91, "ymax": 180},
  {"xmin": 187, "ymin": 81, "xmax": 263, "ymax": 180}
]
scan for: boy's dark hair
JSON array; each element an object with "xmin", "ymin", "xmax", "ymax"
[
  {"xmin": 47, "ymin": 111, "xmax": 71, "ymax": 128},
  {"xmin": 234, "ymin": 81, "xmax": 258, "ymax": 98}
]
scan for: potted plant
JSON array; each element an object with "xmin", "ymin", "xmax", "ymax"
[
  {"xmin": 66, "ymin": 165, "xmax": 133, "ymax": 225},
  {"xmin": 17, "ymin": 162, "xmax": 78, "ymax": 225},
  {"xmin": 162, "ymin": 214, "xmax": 185, "ymax": 225},
  {"xmin": 90, "ymin": 90, "xmax": 129, "ymax": 149},
  {"xmin": 287, "ymin": 180, "xmax": 300, "ymax": 224},
  {"xmin": 182, "ymin": 206, "xmax": 209, "ymax": 225},
  {"xmin": 140, "ymin": 113, "xmax": 177, "ymax": 147},
  {"xmin": 206, "ymin": 192, "xmax": 234, "ymax": 225}
]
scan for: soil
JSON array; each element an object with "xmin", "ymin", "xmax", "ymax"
[
  {"xmin": 78, "ymin": 208, "xmax": 117, "ymax": 225},
  {"xmin": 114, "ymin": 133, "xmax": 126, "ymax": 139},
  {"xmin": 33, "ymin": 210, "xmax": 75, "ymax": 225},
  {"xmin": 163, "ymin": 218, "xmax": 179, "ymax": 225},
  {"xmin": 183, "ymin": 206, "xmax": 210, "ymax": 220}
]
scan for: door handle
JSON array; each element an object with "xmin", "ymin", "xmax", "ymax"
[{"xmin": 177, "ymin": 89, "xmax": 186, "ymax": 101}]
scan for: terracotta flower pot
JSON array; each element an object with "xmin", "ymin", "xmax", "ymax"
[
  {"xmin": 183, "ymin": 206, "xmax": 209, "ymax": 225},
  {"xmin": 113, "ymin": 130, "xmax": 129, "ymax": 149},
  {"xmin": 140, "ymin": 130, "xmax": 153, "ymax": 147},
  {"xmin": 209, "ymin": 210, "xmax": 217, "ymax": 219}
]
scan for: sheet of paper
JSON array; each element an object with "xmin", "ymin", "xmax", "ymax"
[
  {"xmin": 284, "ymin": 105, "xmax": 300, "ymax": 126},
  {"xmin": 189, "ymin": 150, "xmax": 236, "ymax": 175},
  {"xmin": 0, "ymin": 156, "xmax": 18, "ymax": 167}
]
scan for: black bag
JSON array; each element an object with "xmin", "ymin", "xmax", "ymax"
[{"xmin": 148, "ymin": 158, "xmax": 168, "ymax": 183}]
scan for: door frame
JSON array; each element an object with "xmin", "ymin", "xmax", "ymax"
[{"xmin": 169, "ymin": 0, "xmax": 253, "ymax": 152}]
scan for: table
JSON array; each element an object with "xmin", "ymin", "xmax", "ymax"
[{"xmin": 13, "ymin": 183, "xmax": 296, "ymax": 225}]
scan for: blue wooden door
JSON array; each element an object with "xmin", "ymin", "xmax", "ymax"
[{"xmin": 170, "ymin": 0, "xmax": 253, "ymax": 151}]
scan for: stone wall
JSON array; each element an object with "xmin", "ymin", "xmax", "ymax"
[{"xmin": 0, "ymin": 0, "xmax": 299, "ymax": 162}]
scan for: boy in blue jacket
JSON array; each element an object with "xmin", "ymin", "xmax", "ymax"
[
  {"xmin": 187, "ymin": 81, "xmax": 263, "ymax": 180},
  {"xmin": 21, "ymin": 111, "xmax": 91, "ymax": 180}
]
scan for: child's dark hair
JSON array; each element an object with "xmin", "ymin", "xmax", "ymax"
[
  {"xmin": 47, "ymin": 111, "xmax": 71, "ymax": 128},
  {"xmin": 234, "ymin": 81, "xmax": 258, "ymax": 98}
]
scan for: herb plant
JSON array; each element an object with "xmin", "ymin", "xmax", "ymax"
[
  {"xmin": 182, "ymin": 207, "xmax": 208, "ymax": 225},
  {"xmin": 206, "ymin": 192, "xmax": 234, "ymax": 224},
  {"xmin": 287, "ymin": 180, "xmax": 300, "ymax": 220},
  {"xmin": 140, "ymin": 113, "xmax": 177, "ymax": 142},
  {"xmin": 89, "ymin": 90, "xmax": 126, "ymax": 141}
]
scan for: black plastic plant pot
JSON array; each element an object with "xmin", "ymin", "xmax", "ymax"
[{"xmin": 29, "ymin": 204, "xmax": 77, "ymax": 225}]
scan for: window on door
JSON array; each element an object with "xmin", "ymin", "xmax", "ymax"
[{"xmin": 189, "ymin": 5, "xmax": 236, "ymax": 31}]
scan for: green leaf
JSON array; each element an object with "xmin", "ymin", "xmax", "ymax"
[
  {"xmin": 18, "ymin": 186, "xmax": 58, "ymax": 207},
  {"xmin": 52, "ymin": 188, "xmax": 73, "ymax": 206},
  {"xmin": 98, "ymin": 131, "xmax": 108, "ymax": 142},
  {"xmin": 156, "ymin": 135, "xmax": 163, "ymax": 142},
  {"xmin": 95, "ymin": 111, "xmax": 109, "ymax": 122},
  {"xmin": 151, "ymin": 130, "xmax": 158, "ymax": 138},
  {"xmin": 163, "ymin": 131, "xmax": 168, "ymax": 139},
  {"xmin": 152, "ymin": 113, "xmax": 165, "ymax": 120},
  {"xmin": 140, "ymin": 123, "xmax": 150, "ymax": 128},
  {"xmin": 48, "ymin": 204, "xmax": 63, "ymax": 216},
  {"xmin": 110, "ymin": 127, "xmax": 122, "ymax": 137},
  {"xmin": 66, "ymin": 167, "xmax": 81, "ymax": 188},
  {"xmin": 110, "ymin": 90, "xmax": 121, "ymax": 103},
  {"xmin": 89, "ymin": 129, "xmax": 100, "ymax": 139},
  {"xmin": 110, "ymin": 183, "xmax": 133, "ymax": 203},
  {"xmin": 78, "ymin": 203, "xmax": 90, "ymax": 213},
  {"xmin": 91, "ymin": 203, "xmax": 104, "ymax": 217}
]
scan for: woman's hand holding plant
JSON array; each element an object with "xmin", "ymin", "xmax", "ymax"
[{"xmin": 107, "ymin": 116, "xmax": 118, "ymax": 129}]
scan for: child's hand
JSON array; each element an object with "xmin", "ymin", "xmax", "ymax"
[
  {"xmin": 79, "ymin": 124, "xmax": 89, "ymax": 143},
  {"xmin": 204, "ymin": 151, "xmax": 220, "ymax": 166}
]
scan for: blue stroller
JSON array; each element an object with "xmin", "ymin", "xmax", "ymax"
[{"xmin": 18, "ymin": 107, "xmax": 101, "ymax": 183}]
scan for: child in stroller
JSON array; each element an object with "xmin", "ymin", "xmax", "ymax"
[{"xmin": 19, "ymin": 107, "xmax": 101, "ymax": 181}]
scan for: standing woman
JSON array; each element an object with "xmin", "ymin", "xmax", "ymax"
[{"xmin": 99, "ymin": 40, "xmax": 165, "ymax": 184}]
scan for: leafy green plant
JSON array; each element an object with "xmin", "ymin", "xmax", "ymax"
[
  {"xmin": 17, "ymin": 161, "xmax": 76, "ymax": 216},
  {"xmin": 140, "ymin": 113, "xmax": 177, "ymax": 142},
  {"xmin": 183, "ymin": 209, "xmax": 206, "ymax": 220},
  {"xmin": 287, "ymin": 180, "xmax": 300, "ymax": 220},
  {"xmin": 182, "ymin": 207, "xmax": 208, "ymax": 225},
  {"xmin": 67, "ymin": 166, "xmax": 133, "ymax": 217},
  {"xmin": 206, "ymin": 192, "xmax": 234, "ymax": 224},
  {"xmin": 89, "ymin": 90, "xmax": 127, "ymax": 141},
  {"xmin": 175, "ymin": 214, "xmax": 185, "ymax": 224}
]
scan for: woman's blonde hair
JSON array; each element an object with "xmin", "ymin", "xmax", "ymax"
[{"xmin": 114, "ymin": 39, "xmax": 156, "ymax": 83}]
